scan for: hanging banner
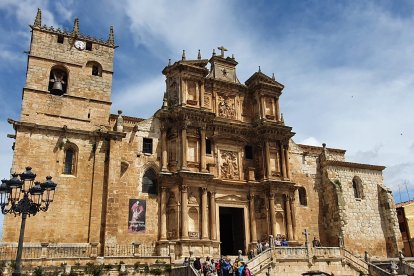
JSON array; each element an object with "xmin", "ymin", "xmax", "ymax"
[{"xmin": 128, "ymin": 199, "xmax": 146, "ymax": 233}]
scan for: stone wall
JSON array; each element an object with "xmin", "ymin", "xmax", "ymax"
[
  {"xmin": 104, "ymin": 117, "xmax": 161, "ymax": 246},
  {"xmin": 322, "ymin": 163, "xmax": 397, "ymax": 257},
  {"xmin": 3, "ymin": 127, "xmax": 107, "ymax": 244}
]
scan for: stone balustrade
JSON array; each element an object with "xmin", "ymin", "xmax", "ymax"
[{"xmin": 0, "ymin": 242, "xmax": 158, "ymax": 261}]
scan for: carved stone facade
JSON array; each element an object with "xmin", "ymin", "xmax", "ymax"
[{"xmin": 1, "ymin": 11, "xmax": 401, "ymax": 261}]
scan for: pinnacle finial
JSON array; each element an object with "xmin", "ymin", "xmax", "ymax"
[
  {"xmin": 182, "ymin": 50, "xmax": 186, "ymax": 60},
  {"xmin": 168, "ymin": 59, "xmax": 171, "ymax": 66},
  {"xmin": 198, "ymin": 49, "xmax": 201, "ymax": 60},
  {"xmin": 34, "ymin": 8, "xmax": 42, "ymax": 27},
  {"xmin": 73, "ymin": 18, "xmax": 79, "ymax": 35},
  {"xmin": 272, "ymin": 73, "xmax": 275, "ymax": 80},
  {"xmin": 280, "ymin": 113, "xmax": 285, "ymax": 125},
  {"xmin": 108, "ymin": 26, "xmax": 115, "ymax": 46},
  {"xmin": 212, "ymin": 49, "xmax": 216, "ymax": 56},
  {"xmin": 162, "ymin": 92, "xmax": 168, "ymax": 108},
  {"xmin": 258, "ymin": 66, "xmax": 261, "ymax": 73},
  {"xmin": 231, "ymin": 54, "xmax": 235, "ymax": 59}
]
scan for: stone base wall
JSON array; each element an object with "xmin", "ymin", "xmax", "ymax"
[{"xmin": 266, "ymin": 259, "xmax": 361, "ymax": 276}]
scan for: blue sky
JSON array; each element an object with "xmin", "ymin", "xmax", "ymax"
[{"xmin": 1, "ymin": 0, "xmax": 414, "ymax": 239}]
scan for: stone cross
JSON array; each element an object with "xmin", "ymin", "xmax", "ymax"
[
  {"xmin": 302, "ymin": 228, "xmax": 310, "ymax": 245},
  {"xmin": 217, "ymin": 46, "xmax": 228, "ymax": 57}
]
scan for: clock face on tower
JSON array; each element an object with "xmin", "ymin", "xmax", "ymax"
[{"xmin": 74, "ymin": 40, "xmax": 86, "ymax": 50}]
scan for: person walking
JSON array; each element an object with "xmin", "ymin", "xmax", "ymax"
[{"xmin": 242, "ymin": 263, "xmax": 251, "ymax": 276}]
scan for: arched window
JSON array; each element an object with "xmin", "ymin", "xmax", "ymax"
[
  {"xmin": 86, "ymin": 61, "xmax": 102, "ymax": 77},
  {"xmin": 48, "ymin": 66, "xmax": 68, "ymax": 95},
  {"xmin": 352, "ymin": 177, "xmax": 363, "ymax": 199},
  {"xmin": 299, "ymin": 187, "xmax": 307, "ymax": 206},
  {"xmin": 142, "ymin": 168, "xmax": 157, "ymax": 194},
  {"xmin": 63, "ymin": 144, "xmax": 77, "ymax": 175}
]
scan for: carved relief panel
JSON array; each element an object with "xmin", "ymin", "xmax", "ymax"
[
  {"xmin": 219, "ymin": 150, "xmax": 240, "ymax": 180},
  {"xmin": 217, "ymin": 95, "xmax": 236, "ymax": 119},
  {"xmin": 204, "ymin": 93, "xmax": 212, "ymax": 109}
]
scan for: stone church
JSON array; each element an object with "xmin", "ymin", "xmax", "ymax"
[{"xmin": 2, "ymin": 10, "xmax": 401, "ymax": 260}]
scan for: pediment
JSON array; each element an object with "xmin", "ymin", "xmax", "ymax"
[{"xmin": 216, "ymin": 194, "xmax": 245, "ymax": 202}]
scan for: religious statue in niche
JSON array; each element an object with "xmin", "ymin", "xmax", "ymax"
[
  {"xmin": 188, "ymin": 192, "xmax": 198, "ymax": 204},
  {"xmin": 220, "ymin": 150, "xmax": 239, "ymax": 179},
  {"xmin": 218, "ymin": 95, "xmax": 236, "ymax": 119}
]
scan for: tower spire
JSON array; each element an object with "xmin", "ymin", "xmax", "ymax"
[
  {"xmin": 182, "ymin": 50, "xmax": 186, "ymax": 60},
  {"xmin": 33, "ymin": 8, "xmax": 42, "ymax": 27},
  {"xmin": 108, "ymin": 26, "xmax": 115, "ymax": 46},
  {"xmin": 198, "ymin": 49, "xmax": 201, "ymax": 60},
  {"xmin": 73, "ymin": 18, "xmax": 79, "ymax": 36}
]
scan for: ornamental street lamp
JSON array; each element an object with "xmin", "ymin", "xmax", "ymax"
[{"xmin": 0, "ymin": 167, "xmax": 57, "ymax": 276}]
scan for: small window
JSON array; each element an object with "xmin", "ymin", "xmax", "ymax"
[
  {"xmin": 142, "ymin": 169, "xmax": 157, "ymax": 194},
  {"xmin": 299, "ymin": 187, "xmax": 307, "ymax": 206},
  {"xmin": 87, "ymin": 61, "xmax": 102, "ymax": 77},
  {"xmin": 399, "ymin": 222, "xmax": 407, "ymax": 233},
  {"xmin": 245, "ymin": 145, "xmax": 253, "ymax": 160},
  {"xmin": 352, "ymin": 177, "xmax": 363, "ymax": 199},
  {"xmin": 92, "ymin": 65, "xmax": 99, "ymax": 76},
  {"xmin": 57, "ymin": 35, "xmax": 64, "ymax": 44},
  {"xmin": 63, "ymin": 146, "xmax": 77, "ymax": 175},
  {"xmin": 48, "ymin": 66, "xmax": 68, "ymax": 96},
  {"xmin": 143, "ymin": 138, "xmax": 153, "ymax": 154},
  {"xmin": 206, "ymin": 138, "xmax": 212, "ymax": 155},
  {"xmin": 86, "ymin": 41, "xmax": 92, "ymax": 51}
]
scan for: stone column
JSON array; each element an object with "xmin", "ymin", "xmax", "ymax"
[
  {"xmin": 280, "ymin": 143, "xmax": 287, "ymax": 178},
  {"xmin": 201, "ymin": 187, "xmax": 208, "ymax": 239},
  {"xmin": 210, "ymin": 191, "xmax": 217, "ymax": 240},
  {"xmin": 284, "ymin": 145, "xmax": 290, "ymax": 179},
  {"xmin": 161, "ymin": 127, "xmax": 168, "ymax": 172},
  {"xmin": 181, "ymin": 124, "xmax": 188, "ymax": 170},
  {"xmin": 275, "ymin": 98, "xmax": 280, "ymax": 122},
  {"xmin": 200, "ymin": 127, "xmax": 207, "ymax": 172},
  {"xmin": 265, "ymin": 141, "xmax": 271, "ymax": 179},
  {"xmin": 160, "ymin": 187, "xmax": 168, "ymax": 240},
  {"xmin": 269, "ymin": 193, "xmax": 277, "ymax": 237},
  {"xmin": 249, "ymin": 194, "xmax": 257, "ymax": 243},
  {"xmin": 285, "ymin": 195, "xmax": 294, "ymax": 240},
  {"xmin": 181, "ymin": 185, "xmax": 189, "ymax": 239},
  {"xmin": 290, "ymin": 195, "xmax": 297, "ymax": 240},
  {"xmin": 200, "ymin": 81, "xmax": 205, "ymax": 108}
]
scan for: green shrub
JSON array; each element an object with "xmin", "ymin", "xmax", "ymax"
[{"xmin": 33, "ymin": 266, "xmax": 43, "ymax": 276}]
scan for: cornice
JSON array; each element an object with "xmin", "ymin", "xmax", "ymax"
[{"xmin": 321, "ymin": 160, "xmax": 385, "ymax": 171}]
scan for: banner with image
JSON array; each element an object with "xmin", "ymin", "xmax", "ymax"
[{"xmin": 128, "ymin": 199, "xmax": 146, "ymax": 233}]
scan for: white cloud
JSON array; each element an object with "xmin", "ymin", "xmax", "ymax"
[
  {"xmin": 111, "ymin": 75, "xmax": 165, "ymax": 118},
  {"xmin": 299, "ymin": 137, "xmax": 322, "ymax": 147}
]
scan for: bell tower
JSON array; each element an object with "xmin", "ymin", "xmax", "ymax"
[
  {"xmin": 21, "ymin": 8, "xmax": 116, "ymax": 131},
  {"xmin": 3, "ymin": 9, "xmax": 119, "ymax": 246}
]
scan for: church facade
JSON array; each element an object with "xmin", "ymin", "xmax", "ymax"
[{"xmin": 2, "ymin": 10, "xmax": 401, "ymax": 259}]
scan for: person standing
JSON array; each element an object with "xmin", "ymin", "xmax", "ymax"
[{"xmin": 312, "ymin": 237, "xmax": 321, "ymax": 247}]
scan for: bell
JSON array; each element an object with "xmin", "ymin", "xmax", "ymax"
[{"xmin": 51, "ymin": 81, "xmax": 63, "ymax": 94}]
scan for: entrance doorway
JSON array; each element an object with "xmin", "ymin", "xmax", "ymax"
[{"xmin": 219, "ymin": 207, "xmax": 245, "ymax": 256}]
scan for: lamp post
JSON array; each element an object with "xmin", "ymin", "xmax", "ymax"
[{"xmin": 0, "ymin": 167, "xmax": 57, "ymax": 276}]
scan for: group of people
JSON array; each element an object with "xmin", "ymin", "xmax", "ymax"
[
  {"xmin": 256, "ymin": 235, "xmax": 289, "ymax": 254},
  {"xmin": 187, "ymin": 256, "xmax": 252, "ymax": 276}
]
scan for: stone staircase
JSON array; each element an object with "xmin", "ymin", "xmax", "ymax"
[{"xmin": 245, "ymin": 246, "xmax": 371, "ymax": 275}]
